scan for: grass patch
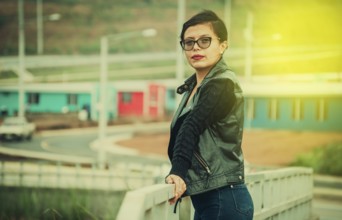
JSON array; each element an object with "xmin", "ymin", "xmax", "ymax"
[
  {"xmin": 0, "ymin": 187, "xmax": 126, "ymax": 220},
  {"xmin": 291, "ymin": 142, "xmax": 342, "ymax": 176}
]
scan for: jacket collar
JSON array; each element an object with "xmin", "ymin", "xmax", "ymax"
[
  {"xmin": 176, "ymin": 74, "xmax": 196, "ymax": 94},
  {"xmin": 201, "ymin": 58, "xmax": 228, "ymax": 82}
]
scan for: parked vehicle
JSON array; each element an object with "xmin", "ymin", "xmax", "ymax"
[{"xmin": 0, "ymin": 117, "xmax": 35, "ymax": 141}]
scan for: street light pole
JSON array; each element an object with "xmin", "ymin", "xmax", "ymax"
[
  {"xmin": 224, "ymin": 0, "xmax": 232, "ymax": 45},
  {"xmin": 98, "ymin": 36, "xmax": 108, "ymax": 169},
  {"xmin": 176, "ymin": 0, "xmax": 185, "ymax": 83},
  {"xmin": 244, "ymin": 11, "xmax": 253, "ymax": 80},
  {"xmin": 37, "ymin": 0, "xmax": 43, "ymax": 55},
  {"xmin": 36, "ymin": 0, "xmax": 61, "ymax": 55},
  {"xmin": 18, "ymin": 0, "xmax": 25, "ymax": 117},
  {"xmin": 176, "ymin": 0, "xmax": 185, "ymax": 105},
  {"xmin": 97, "ymin": 28, "xmax": 157, "ymax": 169}
]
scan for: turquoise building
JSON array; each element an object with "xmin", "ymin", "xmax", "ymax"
[
  {"xmin": 0, "ymin": 83, "xmax": 117, "ymax": 121},
  {"xmin": 1, "ymin": 79, "xmax": 341, "ymax": 132},
  {"xmin": 164, "ymin": 78, "xmax": 342, "ymax": 132},
  {"xmin": 243, "ymin": 80, "xmax": 342, "ymax": 131}
]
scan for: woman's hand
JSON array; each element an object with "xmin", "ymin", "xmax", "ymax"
[{"xmin": 165, "ymin": 174, "xmax": 187, "ymax": 205}]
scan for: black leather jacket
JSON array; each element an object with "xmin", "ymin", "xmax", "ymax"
[{"xmin": 168, "ymin": 58, "xmax": 245, "ymax": 196}]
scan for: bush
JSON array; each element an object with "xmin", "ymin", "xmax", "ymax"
[
  {"xmin": 291, "ymin": 142, "xmax": 342, "ymax": 176},
  {"xmin": 0, "ymin": 187, "xmax": 126, "ymax": 219}
]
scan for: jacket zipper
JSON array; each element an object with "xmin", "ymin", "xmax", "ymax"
[{"xmin": 194, "ymin": 151, "xmax": 211, "ymax": 175}]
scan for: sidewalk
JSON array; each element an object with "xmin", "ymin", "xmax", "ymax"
[{"xmin": 39, "ymin": 121, "xmax": 169, "ymax": 137}]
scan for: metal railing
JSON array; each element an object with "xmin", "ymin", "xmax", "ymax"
[{"xmin": 117, "ymin": 167, "xmax": 313, "ymax": 220}]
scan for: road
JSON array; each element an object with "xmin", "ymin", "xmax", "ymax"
[
  {"xmin": 1, "ymin": 129, "xmax": 95, "ymax": 157},
  {"xmin": 0, "ymin": 122, "xmax": 169, "ymax": 160}
]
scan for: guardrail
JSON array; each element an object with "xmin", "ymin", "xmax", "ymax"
[
  {"xmin": 0, "ymin": 155, "xmax": 169, "ymax": 191},
  {"xmin": 117, "ymin": 167, "xmax": 313, "ymax": 220}
]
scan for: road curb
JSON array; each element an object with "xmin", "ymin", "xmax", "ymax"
[
  {"xmin": 313, "ymin": 174, "xmax": 342, "ymax": 202},
  {"xmin": 314, "ymin": 187, "xmax": 342, "ymax": 201},
  {"xmin": 0, "ymin": 146, "xmax": 94, "ymax": 163}
]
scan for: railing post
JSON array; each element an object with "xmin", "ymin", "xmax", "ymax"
[
  {"xmin": 75, "ymin": 162, "xmax": 80, "ymax": 188},
  {"xmin": 0, "ymin": 161, "xmax": 4, "ymax": 186},
  {"xmin": 38, "ymin": 161, "xmax": 42, "ymax": 187},
  {"xmin": 19, "ymin": 161, "xmax": 23, "ymax": 187},
  {"xmin": 57, "ymin": 161, "xmax": 62, "ymax": 188}
]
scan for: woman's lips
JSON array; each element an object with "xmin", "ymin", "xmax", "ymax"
[{"xmin": 191, "ymin": 54, "xmax": 205, "ymax": 60}]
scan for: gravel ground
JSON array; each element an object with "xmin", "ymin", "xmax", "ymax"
[{"xmin": 117, "ymin": 129, "xmax": 342, "ymax": 166}]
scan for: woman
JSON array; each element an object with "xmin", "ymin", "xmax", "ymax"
[{"xmin": 165, "ymin": 10, "xmax": 254, "ymax": 219}]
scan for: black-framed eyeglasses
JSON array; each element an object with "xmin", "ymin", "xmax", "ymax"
[{"xmin": 180, "ymin": 37, "xmax": 214, "ymax": 51}]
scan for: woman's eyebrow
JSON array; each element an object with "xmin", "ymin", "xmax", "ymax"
[{"xmin": 184, "ymin": 35, "xmax": 211, "ymax": 40}]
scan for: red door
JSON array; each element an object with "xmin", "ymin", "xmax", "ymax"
[{"xmin": 118, "ymin": 92, "xmax": 144, "ymax": 117}]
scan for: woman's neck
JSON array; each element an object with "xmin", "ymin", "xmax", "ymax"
[
  {"xmin": 194, "ymin": 57, "xmax": 221, "ymax": 84},
  {"xmin": 195, "ymin": 68, "xmax": 210, "ymax": 85}
]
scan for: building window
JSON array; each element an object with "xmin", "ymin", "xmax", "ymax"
[
  {"xmin": 28, "ymin": 93, "xmax": 40, "ymax": 104},
  {"xmin": 122, "ymin": 92, "xmax": 132, "ymax": 103},
  {"xmin": 316, "ymin": 98, "xmax": 327, "ymax": 121},
  {"xmin": 268, "ymin": 98, "xmax": 278, "ymax": 120},
  {"xmin": 246, "ymin": 98, "xmax": 255, "ymax": 120},
  {"xmin": 292, "ymin": 98, "xmax": 303, "ymax": 121},
  {"xmin": 68, "ymin": 94, "xmax": 78, "ymax": 105}
]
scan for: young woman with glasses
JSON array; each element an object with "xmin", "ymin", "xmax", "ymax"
[{"xmin": 165, "ymin": 10, "xmax": 254, "ymax": 219}]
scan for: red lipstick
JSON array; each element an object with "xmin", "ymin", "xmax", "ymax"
[{"xmin": 192, "ymin": 54, "xmax": 205, "ymax": 60}]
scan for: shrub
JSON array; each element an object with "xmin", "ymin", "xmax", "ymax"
[
  {"xmin": 0, "ymin": 187, "xmax": 126, "ymax": 219},
  {"xmin": 291, "ymin": 142, "xmax": 342, "ymax": 176}
]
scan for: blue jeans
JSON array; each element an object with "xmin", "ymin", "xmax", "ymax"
[{"xmin": 191, "ymin": 184, "xmax": 254, "ymax": 220}]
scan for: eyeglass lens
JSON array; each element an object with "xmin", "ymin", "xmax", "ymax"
[{"xmin": 181, "ymin": 37, "xmax": 212, "ymax": 51}]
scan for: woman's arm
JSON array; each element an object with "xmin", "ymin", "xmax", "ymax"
[{"xmin": 169, "ymin": 78, "xmax": 236, "ymax": 179}]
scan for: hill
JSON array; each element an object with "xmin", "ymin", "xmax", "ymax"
[{"xmin": 0, "ymin": 0, "xmax": 341, "ymax": 77}]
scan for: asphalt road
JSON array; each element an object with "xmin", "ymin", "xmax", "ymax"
[
  {"xmin": 0, "ymin": 130, "xmax": 96, "ymax": 158},
  {"xmin": 0, "ymin": 122, "xmax": 169, "ymax": 159}
]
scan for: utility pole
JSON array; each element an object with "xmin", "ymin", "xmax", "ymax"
[
  {"xmin": 98, "ymin": 36, "xmax": 108, "ymax": 170},
  {"xmin": 224, "ymin": 0, "xmax": 232, "ymax": 44},
  {"xmin": 176, "ymin": 0, "xmax": 185, "ymax": 104},
  {"xmin": 97, "ymin": 29, "xmax": 157, "ymax": 169},
  {"xmin": 37, "ymin": 0, "xmax": 43, "ymax": 55},
  {"xmin": 244, "ymin": 11, "xmax": 253, "ymax": 80},
  {"xmin": 18, "ymin": 0, "xmax": 25, "ymax": 117}
]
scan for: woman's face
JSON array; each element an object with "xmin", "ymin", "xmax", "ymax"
[{"xmin": 183, "ymin": 23, "xmax": 227, "ymax": 74}]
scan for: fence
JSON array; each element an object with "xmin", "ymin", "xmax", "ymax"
[
  {"xmin": 117, "ymin": 167, "xmax": 314, "ymax": 220},
  {"xmin": 0, "ymin": 155, "xmax": 169, "ymax": 191},
  {"xmin": 0, "ymin": 158, "xmax": 314, "ymax": 219}
]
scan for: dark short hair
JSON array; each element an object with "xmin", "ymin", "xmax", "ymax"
[{"xmin": 180, "ymin": 10, "xmax": 228, "ymax": 42}]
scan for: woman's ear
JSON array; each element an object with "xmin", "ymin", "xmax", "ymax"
[{"xmin": 220, "ymin": 40, "xmax": 228, "ymax": 54}]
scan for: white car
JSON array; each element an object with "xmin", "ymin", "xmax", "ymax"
[{"xmin": 0, "ymin": 117, "xmax": 35, "ymax": 141}]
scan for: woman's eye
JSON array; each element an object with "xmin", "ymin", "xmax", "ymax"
[
  {"xmin": 200, "ymin": 38, "xmax": 210, "ymax": 43},
  {"xmin": 185, "ymin": 41, "xmax": 194, "ymax": 46}
]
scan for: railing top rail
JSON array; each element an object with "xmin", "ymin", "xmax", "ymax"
[
  {"xmin": 117, "ymin": 167, "xmax": 314, "ymax": 220},
  {"xmin": 117, "ymin": 184, "xmax": 175, "ymax": 220},
  {"xmin": 246, "ymin": 167, "xmax": 313, "ymax": 182}
]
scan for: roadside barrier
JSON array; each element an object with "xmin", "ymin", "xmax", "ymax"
[{"xmin": 0, "ymin": 155, "xmax": 169, "ymax": 191}]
